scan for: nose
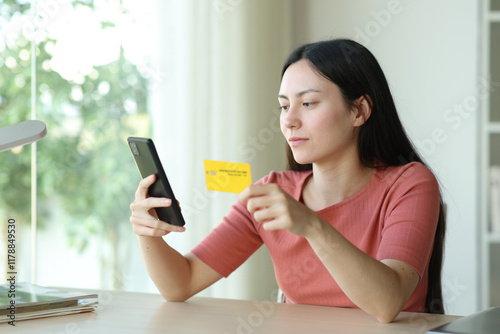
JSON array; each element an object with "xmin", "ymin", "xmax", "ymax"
[{"xmin": 281, "ymin": 105, "xmax": 301, "ymax": 130}]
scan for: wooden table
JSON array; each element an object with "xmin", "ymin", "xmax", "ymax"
[{"xmin": 2, "ymin": 290, "xmax": 460, "ymax": 333}]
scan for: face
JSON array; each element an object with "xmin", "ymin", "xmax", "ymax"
[{"xmin": 278, "ymin": 59, "xmax": 361, "ymax": 167}]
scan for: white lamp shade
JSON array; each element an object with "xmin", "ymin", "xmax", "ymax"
[{"xmin": 0, "ymin": 120, "xmax": 47, "ymax": 152}]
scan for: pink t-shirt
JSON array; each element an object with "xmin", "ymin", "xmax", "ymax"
[{"xmin": 191, "ymin": 162, "xmax": 440, "ymax": 312}]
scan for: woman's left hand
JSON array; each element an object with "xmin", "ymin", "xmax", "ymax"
[{"xmin": 239, "ymin": 184, "xmax": 320, "ymax": 237}]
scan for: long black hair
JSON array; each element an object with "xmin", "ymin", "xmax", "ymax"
[{"xmin": 282, "ymin": 39, "xmax": 446, "ymax": 314}]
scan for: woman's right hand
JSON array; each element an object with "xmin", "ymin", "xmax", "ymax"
[{"xmin": 129, "ymin": 174, "xmax": 186, "ymax": 237}]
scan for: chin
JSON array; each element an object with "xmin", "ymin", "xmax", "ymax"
[
  {"xmin": 291, "ymin": 154, "xmax": 313, "ymax": 166},
  {"xmin": 295, "ymin": 159, "xmax": 312, "ymax": 165}
]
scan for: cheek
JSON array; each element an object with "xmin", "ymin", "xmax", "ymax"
[
  {"xmin": 279, "ymin": 113, "xmax": 287, "ymax": 135},
  {"xmin": 314, "ymin": 113, "xmax": 353, "ymax": 141},
  {"xmin": 313, "ymin": 114, "xmax": 335, "ymax": 132}
]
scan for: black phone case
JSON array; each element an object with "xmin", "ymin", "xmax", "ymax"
[{"xmin": 127, "ymin": 137, "xmax": 185, "ymax": 226}]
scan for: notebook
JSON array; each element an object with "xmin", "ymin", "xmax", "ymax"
[{"xmin": 427, "ymin": 307, "xmax": 500, "ymax": 334}]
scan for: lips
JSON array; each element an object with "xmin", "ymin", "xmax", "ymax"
[{"xmin": 288, "ymin": 136, "xmax": 309, "ymax": 147}]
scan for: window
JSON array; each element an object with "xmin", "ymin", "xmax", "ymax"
[{"xmin": 1, "ymin": 0, "xmax": 154, "ymax": 290}]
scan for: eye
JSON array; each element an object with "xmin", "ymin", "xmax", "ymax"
[
  {"xmin": 302, "ymin": 102, "xmax": 315, "ymax": 108},
  {"xmin": 280, "ymin": 105, "xmax": 290, "ymax": 112}
]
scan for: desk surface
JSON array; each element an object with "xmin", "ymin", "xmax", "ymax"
[{"xmin": 3, "ymin": 290, "xmax": 459, "ymax": 333}]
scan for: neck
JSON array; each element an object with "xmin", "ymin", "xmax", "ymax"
[{"xmin": 306, "ymin": 155, "xmax": 374, "ymax": 210}]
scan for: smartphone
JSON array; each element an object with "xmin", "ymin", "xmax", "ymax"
[{"xmin": 127, "ymin": 137, "xmax": 185, "ymax": 227}]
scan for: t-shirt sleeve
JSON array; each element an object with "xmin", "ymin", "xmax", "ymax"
[
  {"xmin": 190, "ymin": 174, "xmax": 278, "ymax": 277},
  {"xmin": 376, "ymin": 164, "xmax": 441, "ymax": 279},
  {"xmin": 191, "ymin": 200, "xmax": 263, "ymax": 277}
]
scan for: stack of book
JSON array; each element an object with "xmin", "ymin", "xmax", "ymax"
[{"xmin": 0, "ymin": 282, "xmax": 98, "ymax": 324}]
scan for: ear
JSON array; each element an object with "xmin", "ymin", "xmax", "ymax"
[{"xmin": 352, "ymin": 94, "xmax": 372, "ymax": 127}]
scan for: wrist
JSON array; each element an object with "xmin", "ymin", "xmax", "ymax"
[
  {"xmin": 137, "ymin": 234, "xmax": 167, "ymax": 246},
  {"xmin": 305, "ymin": 216, "xmax": 341, "ymax": 258},
  {"xmin": 304, "ymin": 214, "xmax": 329, "ymax": 241}
]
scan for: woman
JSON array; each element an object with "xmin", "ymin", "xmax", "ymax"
[{"xmin": 129, "ymin": 39, "xmax": 445, "ymax": 323}]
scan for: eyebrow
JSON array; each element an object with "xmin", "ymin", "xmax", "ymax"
[{"xmin": 278, "ymin": 89, "xmax": 322, "ymax": 100}]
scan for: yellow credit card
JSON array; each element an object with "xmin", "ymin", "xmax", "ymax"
[{"xmin": 204, "ymin": 160, "xmax": 252, "ymax": 193}]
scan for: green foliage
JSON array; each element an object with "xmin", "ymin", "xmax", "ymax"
[{"xmin": 0, "ymin": 0, "xmax": 151, "ymax": 259}]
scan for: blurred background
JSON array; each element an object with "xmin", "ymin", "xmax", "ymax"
[{"xmin": 0, "ymin": 0, "xmax": 498, "ymax": 317}]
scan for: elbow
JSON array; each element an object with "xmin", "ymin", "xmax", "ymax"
[
  {"xmin": 373, "ymin": 304, "xmax": 402, "ymax": 323},
  {"xmin": 163, "ymin": 295, "xmax": 188, "ymax": 303},
  {"xmin": 159, "ymin": 289, "xmax": 191, "ymax": 303},
  {"xmin": 375, "ymin": 312, "xmax": 398, "ymax": 324}
]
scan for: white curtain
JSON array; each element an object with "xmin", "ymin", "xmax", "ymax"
[{"xmin": 149, "ymin": 0, "xmax": 291, "ymax": 300}]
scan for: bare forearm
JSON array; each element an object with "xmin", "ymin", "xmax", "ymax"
[
  {"xmin": 130, "ymin": 175, "xmax": 223, "ymax": 300},
  {"xmin": 137, "ymin": 235, "xmax": 192, "ymax": 301},
  {"xmin": 305, "ymin": 219, "xmax": 416, "ymax": 323}
]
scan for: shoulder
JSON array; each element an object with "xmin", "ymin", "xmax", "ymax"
[
  {"xmin": 375, "ymin": 162, "xmax": 441, "ymax": 211},
  {"xmin": 376, "ymin": 162, "xmax": 438, "ymax": 189}
]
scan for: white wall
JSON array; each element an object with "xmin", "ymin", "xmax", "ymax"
[{"xmin": 291, "ymin": 0, "xmax": 480, "ymax": 315}]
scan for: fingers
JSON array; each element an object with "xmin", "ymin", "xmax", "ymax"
[
  {"xmin": 252, "ymin": 205, "xmax": 284, "ymax": 224},
  {"xmin": 130, "ymin": 196, "xmax": 172, "ymax": 216},
  {"xmin": 240, "ymin": 184, "xmax": 290, "ymax": 226},
  {"xmin": 135, "ymin": 174, "xmax": 156, "ymax": 200},
  {"xmin": 239, "ymin": 183, "xmax": 313, "ymax": 236},
  {"xmin": 130, "ymin": 200, "xmax": 186, "ymax": 236},
  {"xmin": 130, "ymin": 176, "xmax": 186, "ymax": 236},
  {"xmin": 240, "ymin": 184, "xmax": 272, "ymax": 204},
  {"xmin": 239, "ymin": 184, "xmax": 282, "ymax": 205},
  {"xmin": 241, "ymin": 184, "xmax": 285, "ymax": 212},
  {"xmin": 130, "ymin": 212, "xmax": 185, "ymax": 236}
]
